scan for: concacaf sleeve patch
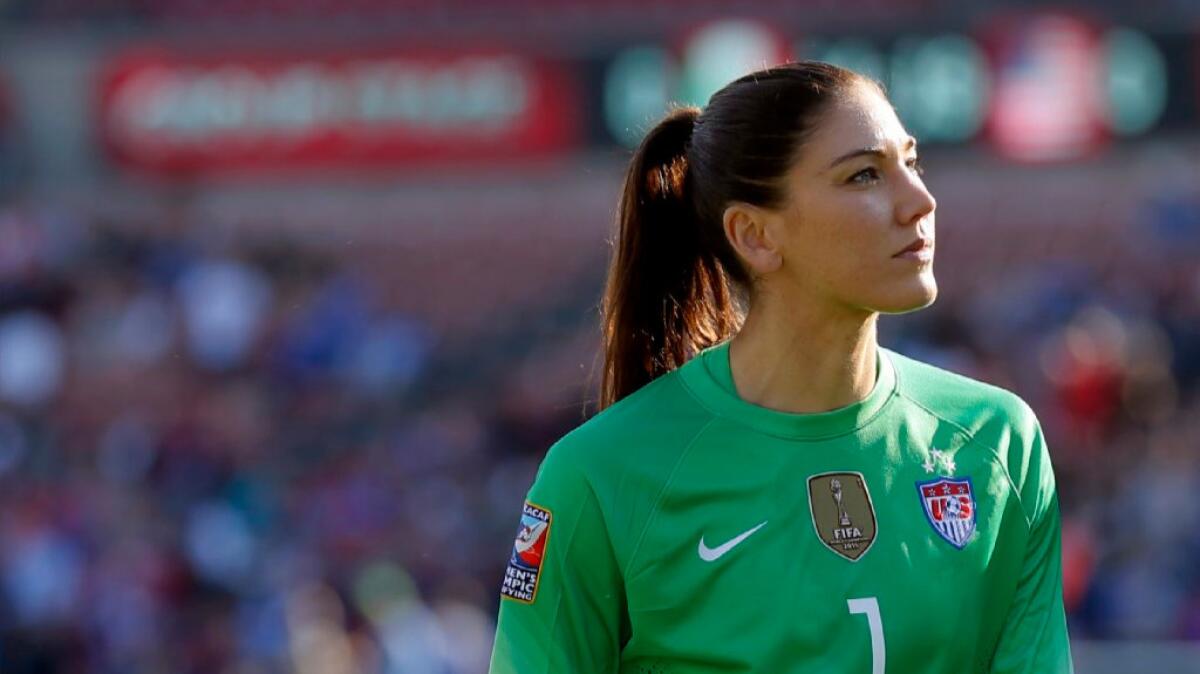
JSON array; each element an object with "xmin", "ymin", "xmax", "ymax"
[{"xmin": 500, "ymin": 500, "xmax": 552, "ymax": 603}]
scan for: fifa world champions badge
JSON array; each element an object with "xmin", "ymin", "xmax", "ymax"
[
  {"xmin": 807, "ymin": 471, "xmax": 878, "ymax": 562},
  {"xmin": 501, "ymin": 501, "xmax": 552, "ymax": 603},
  {"xmin": 916, "ymin": 477, "xmax": 977, "ymax": 549}
]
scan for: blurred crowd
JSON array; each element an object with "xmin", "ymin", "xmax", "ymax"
[
  {"xmin": 0, "ymin": 200, "xmax": 579, "ymax": 673},
  {"xmin": 0, "ymin": 158, "xmax": 1199, "ymax": 673}
]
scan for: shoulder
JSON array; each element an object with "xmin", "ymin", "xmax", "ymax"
[
  {"xmin": 884, "ymin": 347, "xmax": 1040, "ymax": 440},
  {"xmin": 539, "ymin": 369, "xmax": 715, "ymax": 484}
]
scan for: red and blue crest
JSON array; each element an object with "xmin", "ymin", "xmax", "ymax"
[{"xmin": 916, "ymin": 477, "xmax": 976, "ymax": 549}]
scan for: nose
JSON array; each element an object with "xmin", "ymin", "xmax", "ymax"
[{"xmin": 896, "ymin": 171, "xmax": 936, "ymax": 229}]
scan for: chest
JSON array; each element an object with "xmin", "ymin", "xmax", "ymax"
[{"xmin": 620, "ymin": 433, "xmax": 1028, "ymax": 672}]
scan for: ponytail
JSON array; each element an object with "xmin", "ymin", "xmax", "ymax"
[
  {"xmin": 597, "ymin": 62, "xmax": 866, "ymax": 411},
  {"xmin": 599, "ymin": 107, "xmax": 742, "ymax": 410}
]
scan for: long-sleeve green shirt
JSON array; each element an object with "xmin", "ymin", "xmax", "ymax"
[{"xmin": 490, "ymin": 341, "xmax": 1073, "ymax": 673}]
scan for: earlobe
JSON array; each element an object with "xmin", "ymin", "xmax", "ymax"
[{"xmin": 759, "ymin": 246, "xmax": 783, "ymax": 274}]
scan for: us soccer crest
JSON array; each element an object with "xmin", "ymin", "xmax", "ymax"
[
  {"xmin": 500, "ymin": 501, "xmax": 552, "ymax": 603},
  {"xmin": 917, "ymin": 477, "xmax": 976, "ymax": 549},
  {"xmin": 807, "ymin": 472, "xmax": 878, "ymax": 562}
]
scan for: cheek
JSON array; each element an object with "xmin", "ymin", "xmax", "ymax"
[{"xmin": 795, "ymin": 195, "xmax": 890, "ymax": 276}]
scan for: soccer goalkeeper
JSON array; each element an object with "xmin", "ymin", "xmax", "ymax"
[{"xmin": 489, "ymin": 61, "xmax": 1073, "ymax": 674}]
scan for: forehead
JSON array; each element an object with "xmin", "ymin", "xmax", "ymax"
[{"xmin": 802, "ymin": 85, "xmax": 910, "ymax": 164}]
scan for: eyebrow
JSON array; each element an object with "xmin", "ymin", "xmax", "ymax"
[{"xmin": 826, "ymin": 137, "xmax": 918, "ymax": 170}]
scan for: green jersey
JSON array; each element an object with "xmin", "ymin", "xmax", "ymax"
[{"xmin": 490, "ymin": 341, "xmax": 1073, "ymax": 674}]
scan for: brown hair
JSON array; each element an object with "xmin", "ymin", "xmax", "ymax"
[{"xmin": 599, "ymin": 61, "xmax": 867, "ymax": 410}]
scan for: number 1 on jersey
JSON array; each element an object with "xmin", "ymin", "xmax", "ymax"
[{"xmin": 847, "ymin": 597, "xmax": 885, "ymax": 674}]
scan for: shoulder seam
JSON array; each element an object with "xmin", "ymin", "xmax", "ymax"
[
  {"xmin": 896, "ymin": 389, "xmax": 1033, "ymax": 530},
  {"xmin": 566, "ymin": 471, "xmax": 626, "ymax": 666},
  {"xmin": 620, "ymin": 416, "xmax": 718, "ymax": 579}
]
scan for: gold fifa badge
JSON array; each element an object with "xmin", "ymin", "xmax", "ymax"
[{"xmin": 807, "ymin": 471, "xmax": 878, "ymax": 562}]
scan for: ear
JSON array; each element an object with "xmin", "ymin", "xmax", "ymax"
[{"xmin": 722, "ymin": 202, "xmax": 782, "ymax": 275}]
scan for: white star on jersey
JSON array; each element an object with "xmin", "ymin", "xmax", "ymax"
[{"xmin": 923, "ymin": 448, "xmax": 956, "ymax": 474}]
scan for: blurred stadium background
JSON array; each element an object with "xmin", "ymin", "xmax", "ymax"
[{"xmin": 1, "ymin": 0, "xmax": 1200, "ymax": 671}]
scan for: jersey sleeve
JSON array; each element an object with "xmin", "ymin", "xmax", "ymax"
[
  {"xmin": 989, "ymin": 409, "xmax": 1074, "ymax": 673},
  {"xmin": 489, "ymin": 439, "xmax": 626, "ymax": 674}
]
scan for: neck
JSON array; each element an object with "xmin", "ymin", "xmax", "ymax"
[{"xmin": 728, "ymin": 294, "xmax": 879, "ymax": 415}]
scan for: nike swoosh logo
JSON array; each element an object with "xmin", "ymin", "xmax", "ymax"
[{"xmin": 698, "ymin": 521, "xmax": 768, "ymax": 562}]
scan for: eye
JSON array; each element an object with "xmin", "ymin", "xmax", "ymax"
[
  {"xmin": 848, "ymin": 167, "xmax": 880, "ymax": 185},
  {"xmin": 906, "ymin": 155, "xmax": 924, "ymax": 175}
]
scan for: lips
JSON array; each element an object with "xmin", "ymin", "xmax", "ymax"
[{"xmin": 894, "ymin": 238, "xmax": 931, "ymax": 257}]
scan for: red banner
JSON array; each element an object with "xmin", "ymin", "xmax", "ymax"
[{"xmin": 98, "ymin": 47, "xmax": 581, "ymax": 173}]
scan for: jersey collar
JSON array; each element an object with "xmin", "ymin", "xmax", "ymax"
[{"xmin": 679, "ymin": 339, "xmax": 898, "ymax": 440}]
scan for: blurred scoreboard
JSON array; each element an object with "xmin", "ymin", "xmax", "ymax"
[
  {"xmin": 602, "ymin": 12, "xmax": 1193, "ymax": 162},
  {"xmin": 88, "ymin": 9, "xmax": 1200, "ymax": 176}
]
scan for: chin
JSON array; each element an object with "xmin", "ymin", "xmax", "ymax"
[{"xmin": 874, "ymin": 276, "xmax": 938, "ymax": 315}]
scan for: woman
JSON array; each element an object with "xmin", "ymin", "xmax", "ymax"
[{"xmin": 489, "ymin": 61, "xmax": 1072, "ymax": 674}]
